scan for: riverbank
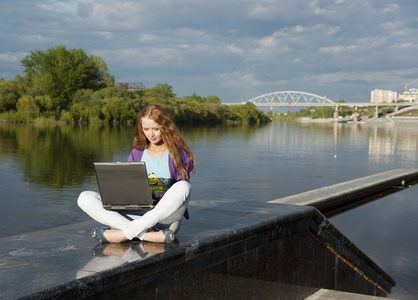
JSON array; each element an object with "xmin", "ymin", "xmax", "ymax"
[
  {"xmin": 298, "ymin": 116, "xmax": 418, "ymax": 125},
  {"xmin": 277, "ymin": 103, "xmax": 418, "ymax": 124}
]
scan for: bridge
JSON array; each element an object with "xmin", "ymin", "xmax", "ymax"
[
  {"xmin": 247, "ymin": 91, "xmax": 335, "ymax": 107},
  {"xmin": 224, "ymin": 91, "xmax": 416, "ymax": 119},
  {"xmin": 114, "ymin": 82, "xmax": 145, "ymax": 90}
]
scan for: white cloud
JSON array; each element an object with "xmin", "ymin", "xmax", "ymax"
[
  {"xmin": 383, "ymin": 4, "xmax": 400, "ymax": 13},
  {"xmin": 97, "ymin": 32, "xmax": 114, "ymax": 40},
  {"xmin": 0, "ymin": 0, "xmax": 418, "ymax": 101},
  {"xmin": 227, "ymin": 44, "xmax": 244, "ymax": 56},
  {"xmin": 217, "ymin": 71, "xmax": 260, "ymax": 87},
  {"xmin": 293, "ymin": 24, "xmax": 323, "ymax": 33},
  {"xmin": 393, "ymin": 43, "xmax": 415, "ymax": 49},
  {"xmin": 319, "ymin": 45, "xmax": 357, "ymax": 55},
  {"xmin": 0, "ymin": 53, "xmax": 26, "ymax": 63},
  {"xmin": 310, "ymin": 0, "xmax": 335, "ymax": 16},
  {"xmin": 381, "ymin": 22, "xmax": 398, "ymax": 30},
  {"xmin": 246, "ymin": 0, "xmax": 282, "ymax": 19},
  {"xmin": 216, "ymin": 70, "xmax": 287, "ymax": 90},
  {"xmin": 327, "ymin": 26, "xmax": 341, "ymax": 36},
  {"xmin": 37, "ymin": 2, "xmax": 77, "ymax": 13}
]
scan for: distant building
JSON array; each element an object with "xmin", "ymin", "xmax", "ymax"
[
  {"xmin": 398, "ymin": 88, "xmax": 418, "ymax": 103},
  {"xmin": 370, "ymin": 89, "xmax": 398, "ymax": 103}
]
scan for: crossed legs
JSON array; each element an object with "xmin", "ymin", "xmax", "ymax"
[{"xmin": 78, "ymin": 181, "xmax": 191, "ymax": 243}]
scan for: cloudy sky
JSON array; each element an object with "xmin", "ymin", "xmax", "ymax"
[{"xmin": 0, "ymin": 0, "xmax": 417, "ymax": 103}]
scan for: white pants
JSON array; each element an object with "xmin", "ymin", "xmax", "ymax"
[{"xmin": 77, "ymin": 181, "xmax": 191, "ymax": 240}]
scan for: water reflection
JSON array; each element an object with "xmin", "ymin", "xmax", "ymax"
[
  {"xmin": 3, "ymin": 122, "xmax": 417, "ymax": 190},
  {"xmin": 251, "ymin": 123, "xmax": 418, "ymax": 167},
  {"xmin": 0, "ymin": 123, "xmax": 134, "ymax": 188},
  {"xmin": 77, "ymin": 241, "xmax": 175, "ymax": 279},
  {"xmin": 367, "ymin": 125, "xmax": 418, "ymax": 163},
  {"xmin": 330, "ymin": 185, "xmax": 418, "ymax": 299}
]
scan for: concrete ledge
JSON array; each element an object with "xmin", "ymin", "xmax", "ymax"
[
  {"xmin": 306, "ymin": 288, "xmax": 399, "ymax": 300},
  {"xmin": 0, "ymin": 201, "xmax": 395, "ymax": 299},
  {"xmin": 268, "ymin": 168, "xmax": 418, "ymax": 215}
]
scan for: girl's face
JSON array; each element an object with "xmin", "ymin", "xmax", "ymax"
[{"xmin": 142, "ymin": 117, "xmax": 164, "ymax": 146}]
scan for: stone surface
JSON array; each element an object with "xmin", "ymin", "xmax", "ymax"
[
  {"xmin": 305, "ymin": 289, "xmax": 398, "ymax": 300},
  {"xmin": 0, "ymin": 201, "xmax": 395, "ymax": 299},
  {"xmin": 268, "ymin": 168, "xmax": 418, "ymax": 216}
]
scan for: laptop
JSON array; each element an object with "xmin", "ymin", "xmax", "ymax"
[{"xmin": 94, "ymin": 161, "xmax": 154, "ymax": 210}]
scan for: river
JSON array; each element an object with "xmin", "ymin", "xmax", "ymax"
[{"xmin": 0, "ymin": 121, "xmax": 417, "ymax": 299}]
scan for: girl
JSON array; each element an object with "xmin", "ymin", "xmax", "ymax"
[{"xmin": 78, "ymin": 104, "xmax": 195, "ymax": 244}]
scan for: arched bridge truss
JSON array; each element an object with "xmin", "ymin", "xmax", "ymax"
[{"xmin": 247, "ymin": 91, "xmax": 335, "ymax": 107}]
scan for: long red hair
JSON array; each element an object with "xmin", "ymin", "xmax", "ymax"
[{"xmin": 133, "ymin": 104, "xmax": 195, "ymax": 180}]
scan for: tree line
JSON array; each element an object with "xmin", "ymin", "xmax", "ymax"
[
  {"xmin": 271, "ymin": 106, "xmax": 338, "ymax": 121},
  {"xmin": 0, "ymin": 46, "xmax": 270, "ymax": 125}
]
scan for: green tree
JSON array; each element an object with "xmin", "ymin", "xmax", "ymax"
[
  {"xmin": 184, "ymin": 93, "xmax": 221, "ymax": 104},
  {"xmin": 91, "ymin": 56, "xmax": 115, "ymax": 88},
  {"xmin": 70, "ymin": 103, "xmax": 89, "ymax": 122},
  {"xmin": 16, "ymin": 95, "xmax": 39, "ymax": 120},
  {"xmin": 184, "ymin": 92, "xmax": 205, "ymax": 103},
  {"xmin": 20, "ymin": 45, "xmax": 113, "ymax": 109},
  {"xmin": 229, "ymin": 102, "xmax": 270, "ymax": 124},
  {"xmin": 101, "ymin": 97, "xmax": 137, "ymax": 123},
  {"xmin": 91, "ymin": 86, "xmax": 132, "ymax": 102},
  {"xmin": 72, "ymin": 89, "xmax": 94, "ymax": 104},
  {"xmin": 0, "ymin": 79, "xmax": 23, "ymax": 112},
  {"xmin": 206, "ymin": 95, "xmax": 221, "ymax": 104},
  {"xmin": 34, "ymin": 95, "xmax": 54, "ymax": 113},
  {"xmin": 146, "ymin": 83, "xmax": 176, "ymax": 98}
]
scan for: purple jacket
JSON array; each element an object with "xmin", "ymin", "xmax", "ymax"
[{"xmin": 128, "ymin": 147, "xmax": 191, "ymax": 219}]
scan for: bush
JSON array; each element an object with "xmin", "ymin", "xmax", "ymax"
[
  {"xmin": 0, "ymin": 79, "xmax": 22, "ymax": 112},
  {"xmin": 16, "ymin": 95, "xmax": 39, "ymax": 120},
  {"xmin": 60, "ymin": 110, "xmax": 74, "ymax": 122}
]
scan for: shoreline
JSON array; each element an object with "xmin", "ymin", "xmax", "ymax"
[{"xmin": 298, "ymin": 116, "xmax": 418, "ymax": 125}]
